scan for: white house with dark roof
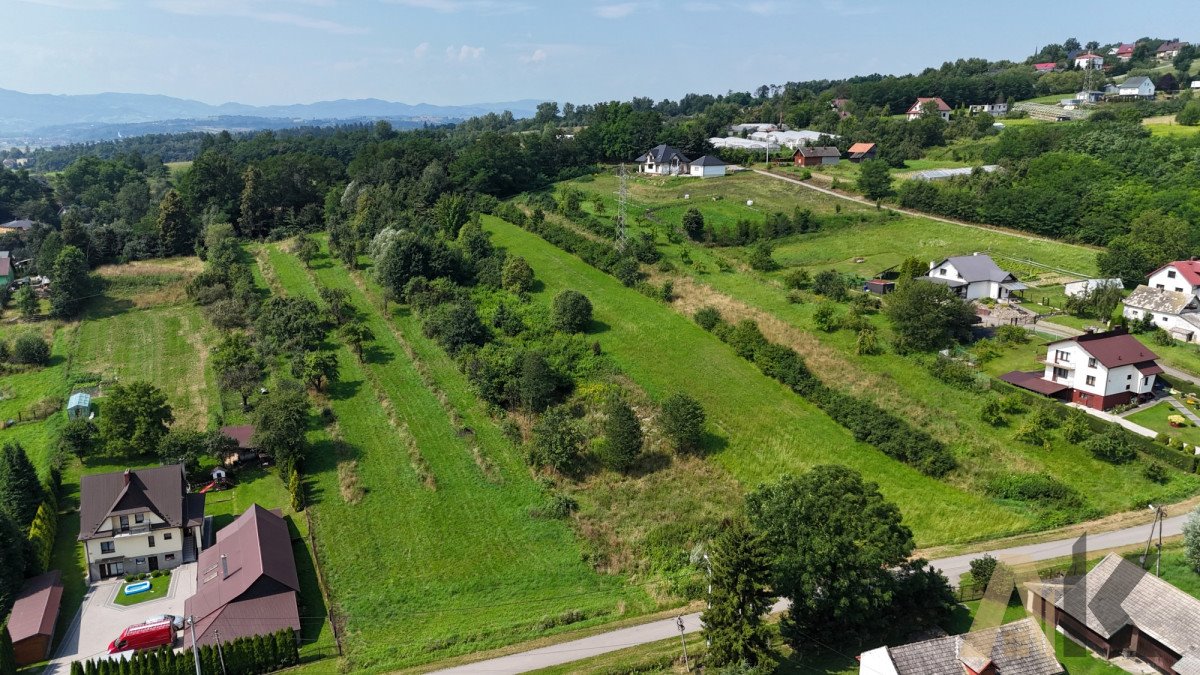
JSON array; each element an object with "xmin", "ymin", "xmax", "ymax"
[
  {"xmin": 1117, "ymin": 76, "xmax": 1155, "ymax": 98},
  {"xmin": 635, "ymin": 144, "xmax": 691, "ymax": 175},
  {"xmin": 920, "ymin": 253, "xmax": 1025, "ymax": 301},
  {"xmin": 906, "ymin": 97, "xmax": 952, "ymax": 121},
  {"xmin": 858, "ymin": 618, "xmax": 1061, "ymax": 675},
  {"xmin": 687, "ymin": 155, "xmax": 726, "ymax": 178},
  {"xmin": 1000, "ymin": 329, "xmax": 1161, "ymax": 410}
]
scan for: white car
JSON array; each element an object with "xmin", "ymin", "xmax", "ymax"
[{"xmin": 144, "ymin": 614, "xmax": 185, "ymax": 630}]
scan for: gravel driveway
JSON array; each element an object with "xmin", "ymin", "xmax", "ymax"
[{"xmin": 42, "ymin": 564, "xmax": 196, "ymax": 674}]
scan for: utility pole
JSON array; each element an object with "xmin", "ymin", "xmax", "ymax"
[
  {"xmin": 188, "ymin": 615, "xmax": 202, "ymax": 675},
  {"xmin": 676, "ymin": 616, "xmax": 690, "ymax": 672},
  {"xmin": 1140, "ymin": 505, "xmax": 1167, "ymax": 576},
  {"xmin": 703, "ymin": 552, "xmax": 713, "ymax": 648},
  {"xmin": 215, "ymin": 629, "xmax": 228, "ymax": 675},
  {"xmin": 615, "ymin": 163, "xmax": 629, "ymax": 250}
]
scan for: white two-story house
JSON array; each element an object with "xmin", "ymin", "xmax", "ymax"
[
  {"xmin": 1122, "ymin": 285, "xmax": 1200, "ymax": 343},
  {"xmin": 1148, "ymin": 260, "xmax": 1200, "ymax": 298},
  {"xmin": 634, "ymin": 144, "xmax": 692, "ymax": 176},
  {"xmin": 1001, "ymin": 329, "xmax": 1162, "ymax": 410},
  {"xmin": 920, "ymin": 253, "xmax": 1027, "ymax": 301},
  {"xmin": 78, "ymin": 465, "xmax": 205, "ymax": 580}
]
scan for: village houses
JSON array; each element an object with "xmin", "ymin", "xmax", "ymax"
[
  {"xmin": 635, "ymin": 144, "xmax": 726, "ymax": 178},
  {"xmin": 919, "ymin": 253, "xmax": 1026, "ymax": 301},
  {"xmin": 859, "ymin": 618, "xmax": 1062, "ymax": 675},
  {"xmin": 906, "ymin": 97, "xmax": 951, "ymax": 121}
]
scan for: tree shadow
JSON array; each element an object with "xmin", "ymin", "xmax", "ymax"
[
  {"xmin": 285, "ymin": 515, "xmax": 330, "ymax": 643},
  {"xmin": 83, "ymin": 295, "xmax": 135, "ymax": 320},
  {"xmin": 586, "ymin": 319, "xmax": 611, "ymax": 335},
  {"xmin": 325, "ymin": 376, "xmax": 363, "ymax": 402},
  {"xmin": 362, "ymin": 344, "xmax": 394, "ymax": 366},
  {"xmin": 694, "ymin": 430, "xmax": 728, "ymax": 458},
  {"xmin": 627, "ymin": 449, "xmax": 672, "ymax": 477},
  {"xmin": 530, "ymin": 279, "xmax": 546, "ymax": 294}
]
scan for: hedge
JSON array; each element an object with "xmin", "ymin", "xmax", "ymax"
[
  {"xmin": 72, "ymin": 628, "xmax": 298, "ymax": 675},
  {"xmin": 493, "ymin": 204, "xmax": 643, "ymax": 286}
]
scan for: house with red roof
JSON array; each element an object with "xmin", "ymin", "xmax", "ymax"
[
  {"xmin": 905, "ymin": 97, "xmax": 951, "ymax": 121},
  {"xmin": 1000, "ymin": 329, "xmax": 1161, "ymax": 410},
  {"xmin": 1033, "ymin": 62, "xmax": 1059, "ymax": 73},
  {"xmin": 1114, "ymin": 43, "xmax": 1135, "ymax": 61},
  {"xmin": 847, "ymin": 142, "xmax": 877, "ymax": 163},
  {"xmin": 1148, "ymin": 260, "xmax": 1200, "ymax": 298}
]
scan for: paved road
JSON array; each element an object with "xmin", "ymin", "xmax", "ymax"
[{"xmin": 432, "ymin": 510, "xmax": 1187, "ymax": 674}]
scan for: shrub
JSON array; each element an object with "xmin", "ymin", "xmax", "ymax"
[
  {"xmin": 813, "ymin": 302, "xmax": 838, "ymax": 332},
  {"xmin": 784, "ymin": 268, "xmax": 812, "ymax": 290},
  {"xmin": 812, "ymin": 269, "xmax": 847, "ymax": 301},
  {"xmin": 551, "ymin": 290, "xmax": 593, "ymax": 333},
  {"xmin": 11, "ymin": 333, "xmax": 51, "ymax": 366},
  {"xmin": 747, "ymin": 241, "xmax": 778, "ymax": 272},
  {"xmin": 501, "ymin": 255, "xmax": 534, "ymax": 293},
  {"xmin": 542, "ymin": 494, "xmax": 579, "ymax": 519},
  {"xmin": 1086, "ymin": 427, "xmax": 1137, "ymax": 464},
  {"xmin": 856, "ymin": 327, "xmax": 882, "ymax": 356},
  {"xmin": 980, "ymin": 399, "xmax": 1006, "ymax": 426},
  {"xmin": 660, "ymin": 392, "xmax": 706, "ymax": 453},
  {"xmin": 727, "ymin": 320, "xmax": 768, "ymax": 360},
  {"xmin": 1013, "ymin": 418, "xmax": 1045, "ymax": 446},
  {"xmin": 927, "ymin": 355, "xmax": 978, "ymax": 389},
  {"xmin": 1063, "ymin": 410, "xmax": 1091, "ymax": 444},
  {"xmin": 999, "ymin": 393, "xmax": 1027, "ymax": 414},
  {"xmin": 986, "ymin": 473, "xmax": 1082, "ymax": 508},
  {"xmin": 968, "ymin": 554, "xmax": 999, "ymax": 590},
  {"xmin": 694, "ymin": 306, "xmax": 723, "ymax": 331},
  {"xmin": 531, "ymin": 406, "xmax": 583, "ymax": 473},
  {"xmin": 660, "ymin": 280, "xmax": 674, "ymax": 302},
  {"xmin": 1143, "ymin": 462, "xmax": 1169, "ymax": 485},
  {"xmin": 995, "ymin": 325, "xmax": 1029, "ymax": 345},
  {"xmin": 611, "ymin": 257, "xmax": 641, "ymax": 286},
  {"xmin": 786, "ymin": 289, "xmax": 805, "ymax": 304}
]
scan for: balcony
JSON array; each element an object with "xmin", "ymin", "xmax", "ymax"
[
  {"xmin": 113, "ymin": 524, "xmax": 151, "ymax": 537},
  {"xmin": 1043, "ymin": 358, "xmax": 1075, "ymax": 370}
]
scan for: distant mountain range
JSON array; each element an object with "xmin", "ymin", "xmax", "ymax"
[{"xmin": 0, "ymin": 88, "xmax": 542, "ymax": 146}]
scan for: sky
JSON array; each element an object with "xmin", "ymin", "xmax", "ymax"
[{"xmin": 2, "ymin": 0, "xmax": 1199, "ymax": 107}]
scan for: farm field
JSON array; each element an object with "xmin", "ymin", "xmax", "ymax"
[
  {"xmin": 1143, "ymin": 115, "xmax": 1200, "ymax": 136},
  {"xmin": 482, "ymin": 215, "xmax": 1047, "ymax": 545},
  {"xmin": 258, "ymin": 242, "xmax": 650, "ymax": 672}
]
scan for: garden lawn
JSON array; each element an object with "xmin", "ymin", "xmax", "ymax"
[
  {"xmin": 112, "ymin": 574, "xmax": 170, "ymax": 606},
  {"xmin": 1126, "ymin": 402, "xmax": 1200, "ymax": 447},
  {"xmin": 483, "ymin": 215, "xmax": 1036, "ymax": 546},
  {"xmin": 260, "ymin": 244, "xmax": 647, "ymax": 672},
  {"xmin": 0, "ymin": 321, "xmax": 72, "ymax": 474},
  {"xmin": 1138, "ymin": 335, "xmax": 1200, "ymax": 379}
]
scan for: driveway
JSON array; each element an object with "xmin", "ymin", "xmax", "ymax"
[{"xmin": 43, "ymin": 564, "xmax": 196, "ymax": 674}]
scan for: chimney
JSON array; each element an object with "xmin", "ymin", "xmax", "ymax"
[
  {"xmin": 123, "ymin": 469, "xmax": 131, "ymax": 486},
  {"xmin": 220, "ymin": 554, "xmax": 229, "ymax": 579}
]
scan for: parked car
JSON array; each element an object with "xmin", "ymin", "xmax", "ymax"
[{"xmin": 108, "ymin": 619, "xmax": 175, "ymax": 654}]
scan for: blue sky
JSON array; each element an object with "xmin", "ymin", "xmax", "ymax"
[{"xmin": 2, "ymin": 0, "xmax": 1199, "ymax": 107}]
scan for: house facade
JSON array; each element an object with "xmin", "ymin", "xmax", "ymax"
[
  {"xmin": 1148, "ymin": 260, "xmax": 1200, "ymax": 297},
  {"xmin": 1114, "ymin": 43, "xmax": 1135, "ymax": 61},
  {"xmin": 1073, "ymin": 52, "xmax": 1105, "ymax": 69},
  {"xmin": 1157, "ymin": 40, "xmax": 1188, "ymax": 60},
  {"xmin": 635, "ymin": 144, "xmax": 691, "ymax": 175},
  {"xmin": 920, "ymin": 253, "xmax": 1025, "ymax": 301},
  {"xmin": 1001, "ymin": 329, "xmax": 1161, "ymax": 410},
  {"xmin": 78, "ymin": 465, "xmax": 205, "ymax": 580},
  {"xmin": 0, "ymin": 253, "xmax": 11, "ymax": 286},
  {"xmin": 1123, "ymin": 285, "xmax": 1200, "ymax": 343},
  {"xmin": 792, "ymin": 146, "xmax": 840, "ymax": 166},
  {"xmin": 905, "ymin": 97, "xmax": 951, "ymax": 121},
  {"xmin": 968, "ymin": 102, "xmax": 1008, "ymax": 115},
  {"xmin": 1117, "ymin": 76, "xmax": 1155, "ymax": 98}
]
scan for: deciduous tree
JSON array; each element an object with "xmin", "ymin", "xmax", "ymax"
[
  {"xmin": 884, "ymin": 279, "xmax": 976, "ymax": 352},
  {"xmin": 857, "ymin": 159, "xmax": 894, "ymax": 202},
  {"xmin": 551, "ymin": 290, "xmax": 592, "ymax": 333},
  {"xmin": 99, "ymin": 381, "xmax": 174, "ymax": 457},
  {"xmin": 531, "ymin": 406, "xmax": 583, "ymax": 473},
  {"xmin": 253, "ymin": 382, "xmax": 310, "ymax": 476},
  {"xmin": 213, "ymin": 332, "xmax": 263, "ymax": 410},
  {"xmin": 339, "ymin": 320, "xmax": 374, "ymax": 362}
]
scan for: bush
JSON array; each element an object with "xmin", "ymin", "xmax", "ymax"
[
  {"xmin": 1063, "ymin": 410, "xmax": 1091, "ymax": 444},
  {"xmin": 1013, "ymin": 418, "xmax": 1045, "ymax": 446},
  {"xmin": 784, "ymin": 269, "xmax": 812, "ymax": 290},
  {"xmin": 747, "ymin": 241, "xmax": 778, "ymax": 272},
  {"xmin": 694, "ymin": 306, "xmax": 723, "ymax": 331},
  {"xmin": 927, "ymin": 355, "xmax": 978, "ymax": 389},
  {"xmin": 11, "ymin": 333, "xmax": 51, "ymax": 366},
  {"xmin": 1086, "ymin": 427, "xmax": 1137, "ymax": 464},
  {"xmin": 660, "ymin": 392, "xmax": 706, "ymax": 453},
  {"xmin": 531, "ymin": 406, "xmax": 583, "ymax": 474},
  {"xmin": 551, "ymin": 290, "xmax": 593, "ymax": 333},
  {"xmin": 813, "ymin": 302, "xmax": 838, "ymax": 332},
  {"xmin": 999, "ymin": 393, "xmax": 1027, "ymax": 414},
  {"xmin": 980, "ymin": 399, "xmax": 1006, "ymax": 426},
  {"xmin": 1144, "ymin": 462, "xmax": 1169, "ymax": 485},
  {"xmin": 986, "ymin": 473, "xmax": 1083, "ymax": 508},
  {"xmin": 812, "ymin": 269, "xmax": 848, "ymax": 301},
  {"xmin": 995, "ymin": 325, "xmax": 1030, "ymax": 345},
  {"xmin": 968, "ymin": 554, "xmax": 999, "ymax": 590}
]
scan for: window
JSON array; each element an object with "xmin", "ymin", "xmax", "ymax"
[
  {"xmin": 165, "ymin": 554, "xmax": 176, "ymax": 562},
  {"xmin": 1157, "ymin": 284, "xmax": 1165, "ymax": 289},
  {"xmin": 135, "ymin": 558, "xmax": 145, "ymax": 565},
  {"xmin": 119, "ymin": 515, "xmax": 129, "ymax": 530},
  {"xmin": 1163, "ymin": 316, "xmax": 1169, "ymax": 322},
  {"xmin": 1126, "ymin": 385, "xmax": 1131, "ymax": 391},
  {"xmin": 147, "ymin": 535, "xmax": 155, "ymax": 548},
  {"xmin": 101, "ymin": 541, "xmax": 115, "ymax": 554},
  {"xmin": 1054, "ymin": 350, "xmax": 1070, "ymax": 363},
  {"xmin": 1086, "ymin": 375, "xmax": 1096, "ymax": 386},
  {"xmin": 1053, "ymin": 367, "xmax": 1069, "ymax": 380},
  {"xmin": 1178, "ymin": 288, "xmax": 1185, "ymax": 293},
  {"xmin": 1145, "ymin": 376, "xmax": 1151, "ymax": 385},
  {"xmin": 1169, "ymin": 270, "xmax": 1177, "ymax": 278},
  {"xmin": 134, "ymin": 513, "xmax": 144, "ymax": 524},
  {"xmin": 1088, "ymin": 357, "xmax": 1097, "ymax": 368},
  {"xmin": 939, "ymin": 268, "xmax": 947, "ymax": 276},
  {"xmin": 164, "ymin": 532, "xmax": 172, "ymax": 541},
  {"xmin": 1127, "ymin": 374, "xmax": 1132, "ymax": 380}
]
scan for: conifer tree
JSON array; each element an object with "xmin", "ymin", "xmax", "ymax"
[
  {"xmin": 601, "ymin": 396, "xmax": 643, "ymax": 472},
  {"xmin": 0, "ymin": 442, "xmax": 43, "ymax": 529},
  {"xmin": 702, "ymin": 520, "xmax": 776, "ymax": 669},
  {"xmin": 0, "ymin": 624, "xmax": 17, "ymax": 675}
]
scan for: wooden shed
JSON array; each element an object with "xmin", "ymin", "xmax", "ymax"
[
  {"xmin": 9, "ymin": 570, "xmax": 64, "ymax": 666},
  {"xmin": 792, "ymin": 146, "xmax": 840, "ymax": 167}
]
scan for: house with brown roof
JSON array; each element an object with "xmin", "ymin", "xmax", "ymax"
[
  {"xmin": 1000, "ymin": 329, "xmax": 1161, "ymax": 410},
  {"xmin": 792, "ymin": 146, "xmax": 841, "ymax": 167},
  {"xmin": 847, "ymin": 142, "xmax": 877, "ymax": 162},
  {"xmin": 219, "ymin": 424, "xmax": 259, "ymax": 465},
  {"xmin": 858, "ymin": 618, "xmax": 1062, "ymax": 675},
  {"xmin": 78, "ymin": 464, "xmax": 205, "ymax": 580},
  {"xmin": 8, "ymin": 570, "xmax": 64, "ymax": 666},
  {"xmin": 906, "ymin": 97, "xmax": 952, "ymax": 121},
  {"xmin": 1157, "ymin": 41, "xmax": 1188, "ymax": 61},
  {"xmin": 1029, "ymin": 553, "xmax": 1200, "ymax": 673},
  {"xmin": 183, "ymin": 505, "xmax": 300, "ymax": 648}
]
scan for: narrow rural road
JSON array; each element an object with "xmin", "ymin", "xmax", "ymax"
[{"xmin": 431, "ymin": 509, "xmax": 1190, "ymax": 674}]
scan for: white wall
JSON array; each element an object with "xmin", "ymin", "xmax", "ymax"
[
  {"xmin": 1148, "ymin": 265, "xmax": 1197, "ymax": 296},
  {"xmin": 1123, "ymin": 306, "xmax": 1200, "ymax": 343},
  {"xmin": 1042, "ymin": 340, "xmax": 1156, "ymax": 397}
]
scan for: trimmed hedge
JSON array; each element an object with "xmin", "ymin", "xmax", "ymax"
[{"xmin": 73, "ymin": 628, "xmax": 298, "ymax": 675}]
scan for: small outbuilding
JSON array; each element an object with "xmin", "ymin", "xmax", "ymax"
[
  {"xmin": 9, "ymin": 570, "xmax": 64, "ymax": 667},
  {"xmin": 66, "ymin": 392, "xmax": 91, "ymax": 421},
  {"xmin": 688, "ymin": 155, "xmax": 727, "ymax": 178},
  {"xmin": 220, "ymin": 425, "xmax": 259, "ymax": 465},
  {"xmin": 792, "ymin": 146, "xmax": 840, "ymax": 167},
  {"xmin": 847, "ymin": 142, "xmax": 877, "ymax": 162}
]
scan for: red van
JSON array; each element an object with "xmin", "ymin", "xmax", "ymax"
[{"xmin": 108, "ymin": 619, "xmax": 175, "ymax": 654}]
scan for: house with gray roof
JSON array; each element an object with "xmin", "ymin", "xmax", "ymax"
[
  {"xmin": 1117, "ymin": 76, "xmax": 1156, "ymax": 99},
  {"xmin": 858, "ymin": 618, "xmax": 1062, "ymax": 675},
  {"xmin": 1030, "ymin": 552, "xmax": 1200, "ymax": 673},
  {"xmin": 635, "ymin": 144, "xmax": 692, "ymax": 176},
  {"xmin": 1123, "ymin": 284, "xmax": 1200, "ymax": 343},
  {"xmin": 78, "ymin": 464, "xmax": 205, "ymax": 580},
  {"xmin": 921, "ymin": 253, "xmax": 1027, "ymax": 301},
  {"xmin": 0, "ymin": 218, "xmax": 33, "ymax": 232},
  {"xmin": 687, "ymin": 155, "xmax": 726, "ymax": 178}
]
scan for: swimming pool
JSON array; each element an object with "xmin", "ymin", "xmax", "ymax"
[{"xmin": 124, "ymin": 580, "xmax": 152, "ymax": 595}]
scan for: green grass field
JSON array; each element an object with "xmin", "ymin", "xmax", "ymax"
[
  {"xmin": 482, "ymin": 215, "xmax": 1048, "ymax": 545},
  {"xmin": 1143, "ymin": 115, "xmax": 1200, "ymax": 136},
  {"xmin": 112, "ymin": 574, "xmax": 171, "ymax": 606},
  {"xmin": 1126, "ymin": 402, "xmax": 1200, "ymax": 446},
  {"xmin": 259, "ymin": 241, "xmax": 650, "ymax": 672}
]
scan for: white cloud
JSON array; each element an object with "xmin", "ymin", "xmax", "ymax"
[
  {"xmin": 593, "ymin": 2, "xmax": 637, "ymax": 18},
  {"xmin": 446, "ymin": 44, "xmax": 485, "ymax": 61},
  {"xmin": 151, "ymin": 0, "xmax": 368, "ymax": 35},
  {"xmin": 519, "ymin": 48, "xmax": 547, "ymax": 64},
  {"xmin": 413, "ymin": 41, "xmax": 430, "ymax": 58}
]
